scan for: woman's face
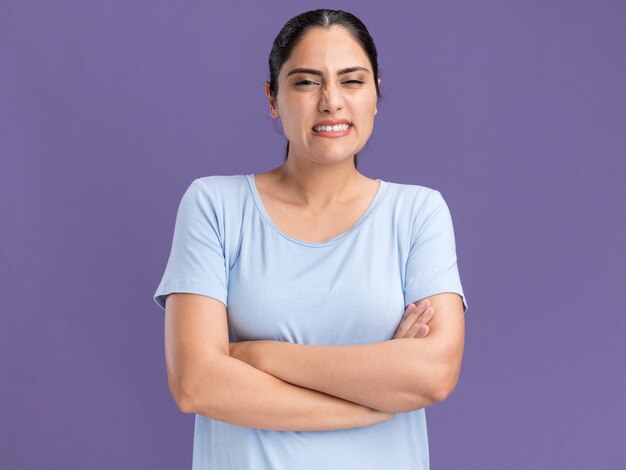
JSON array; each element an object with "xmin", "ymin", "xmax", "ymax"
[{"xmin": 266, "ymin": 26, "xmax": 380, "ymax": 166}]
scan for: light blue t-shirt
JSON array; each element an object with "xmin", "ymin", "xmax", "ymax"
[{"xmin": 154, "ymin": 174, "xmax": 468, "ymax": 470}]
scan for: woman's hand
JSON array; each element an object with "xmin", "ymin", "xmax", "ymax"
[{"xmin": 392, "ymin": 300, "xmax": 435, "ymax": 339}]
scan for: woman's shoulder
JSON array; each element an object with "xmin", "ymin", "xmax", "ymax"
[
  {"xmin": 189, "ymin": 173, "xmax": 249, "ymax": 197},
  {"xmin": 384, "ymin": 179, "xmax": 440, "ymax": 205},
  {"xmin": 193, "ymin": 173, "xmax": 247, "ymax": 190},
  {"xmin": 180, "ymin": 174, "xmax": 250, "ymax": 213}
]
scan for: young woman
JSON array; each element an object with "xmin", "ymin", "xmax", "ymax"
[{"xmin": 154, "ymin": 9, "xmax": 468, "ymax": 469}]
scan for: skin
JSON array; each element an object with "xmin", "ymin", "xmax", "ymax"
[
  {"xmin": 230, "ymin": 299, "xmax": 437, "ymax": 373},
  {"xmin": 392, "ymin": 299, "xmax": 435, "ymax": 340},
  {"xmin": 260, "ymin": 25, "xmax": 382, "ymax": 212},
  {"xmin": 232, "ymin": 299, "xmax": 435, "ymax": 356},
  {"xmin": 231, "ymin": 25, "xmax": 438, "ymax": 363},
  {"xmin": 166, "ymin": 26, "xmax": 460, "ymax": 430}
]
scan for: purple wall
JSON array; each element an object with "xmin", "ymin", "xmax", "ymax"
[{"xmin": 2, "ymin": 1, "xmax": 624, "ymax": 468}]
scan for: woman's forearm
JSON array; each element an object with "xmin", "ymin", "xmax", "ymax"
[
  {"xmin": 186, "ymin": 351, "xmax": 395, "ymax": 432},
  {"xmin": 235, "ymin": 339, "xmax": 439, "ymax": 414}
]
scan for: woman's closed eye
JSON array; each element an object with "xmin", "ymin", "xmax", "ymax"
[{"xmin": 295, "ymin": 80, "xmax": 364, "ymax": 86}]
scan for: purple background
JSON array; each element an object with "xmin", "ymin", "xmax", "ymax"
[{"xmin": 2, "ymin": 1, "xmax": 624, "ymax": 468}]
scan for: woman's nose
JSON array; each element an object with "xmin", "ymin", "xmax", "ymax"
[{"xmin": 318, "ymin": 85, "xmax": 343, "ymax": 112}]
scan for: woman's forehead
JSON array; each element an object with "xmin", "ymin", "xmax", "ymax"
[
  {"xmin": 295, "ymin": 27, "xmax": 362, "ymax": 55},
  {"xmin": 282, "ymin": 29, "xmax": 370, "ymax": 78}
]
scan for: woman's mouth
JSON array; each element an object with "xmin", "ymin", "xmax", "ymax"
[{"xmin": 312, "ymin": 123, "xmax": 352, "ymax": 138}]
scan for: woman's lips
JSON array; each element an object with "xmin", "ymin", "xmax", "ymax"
[{"xmin": 312, "ymin": 125, "xmax": 352, "ymax": 138}]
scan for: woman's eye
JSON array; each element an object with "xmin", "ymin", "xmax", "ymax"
[{"xmin": 295, "ymin": 80, "xmax": 364, "ymax": 87}]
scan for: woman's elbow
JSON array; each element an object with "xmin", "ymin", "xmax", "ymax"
[
  {"xmin": 430, "ymin": 366, "xmax": 461, "ymax": 404},
  {"xmin": 175, "ymin": 386, "xmax": 197, "ymax": 413},
  {"xmin": 167, "ymin": 374, "xmax": 195, "ymax": 413}
]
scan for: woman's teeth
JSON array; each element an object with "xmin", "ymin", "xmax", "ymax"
[{"xmin": 313, "ymin": 124, "xmax": 351, "ymax": 132}]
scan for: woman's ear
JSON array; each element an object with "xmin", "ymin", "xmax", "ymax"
[
  {"xmin": 265, "ymin": 81, "xmax": 279, "ymax": 118},
  {"xmin": 375, "ymin": 78, "xmax": 381, "ymax": 115}
]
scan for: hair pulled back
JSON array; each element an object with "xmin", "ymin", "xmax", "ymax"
[{"xmin": 267, "ymin": 9, "xmax": 382, "ymax": 169}]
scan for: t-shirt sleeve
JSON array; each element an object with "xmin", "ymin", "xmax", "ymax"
[
  {"xmin": 403, "ymin": 190, "xmax": 468, "ymax": 313},
  {"xmin": 153, "ymin": 178, "xmax": 228, "ymax": 310}
]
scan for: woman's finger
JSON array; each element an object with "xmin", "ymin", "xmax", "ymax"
[
  {"xmin": 402, "ymin": 300, "xmax": 429, "ymax": 320},
  {"xmin": 393, "ymin": 311, "xmax": 417, "ymax": 339},
  {"xmin": 417, "ymin": 306, "xmax": 435, "ymax": 325},
  {"xmin": 394, "ymin": 305, "xmax": 436, "ymax": 339},
  {"xmin": 393, "ymin": 301, "xmax": 433, "ymax": 339},
  {"xmin": 400, "ymin": 303, "xmax": 416, "ymax": 321},
  {"xmin": 405, "ymin": 307, "xmax": 434, "ymax": 338}
]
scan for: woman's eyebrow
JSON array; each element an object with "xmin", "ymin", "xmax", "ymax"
[{"xmin": 287, "ymin": 66, "xmax": 370, "ymax": 77}]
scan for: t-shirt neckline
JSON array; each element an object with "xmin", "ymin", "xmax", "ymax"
[{"xmin": 245, "ymin": 173, "xmax": 388, "ymax": 248}]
